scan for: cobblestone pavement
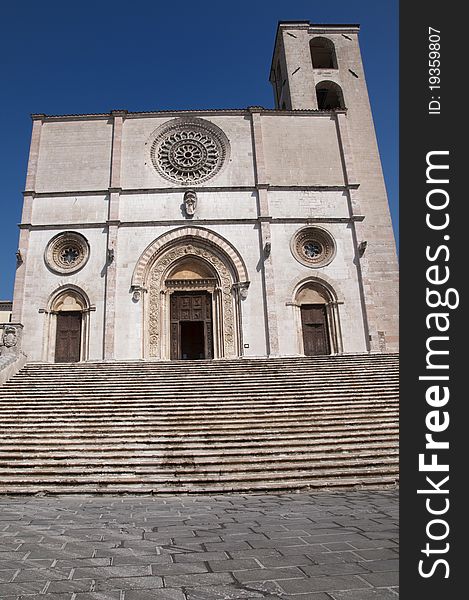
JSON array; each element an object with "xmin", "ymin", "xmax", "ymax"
[{"xmin": 0, "ymin": 490, "xmax": 398, "ymax": 600}]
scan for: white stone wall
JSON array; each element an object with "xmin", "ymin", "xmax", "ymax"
[
  {"xmin": 268, "ymin": 190, "xmax": 349, "ymax": 220},
  {"xmin": 15, "ymin": 81, "xmax": 397, "ymax": 360},
  {"xmin": 271, "ymin": 23, "xmax": 399, "ymax": 351},
  {"xmin": 31, "ymin": 194, "xmax": 109, "ymax": 225},
  {"xmin": 270, "ymin": 221, "xmax": 367, "ymax": 355},
  {"xmin": 35, "ymin": 120, "xmax": 113, "ymax": 193},
  {"xmin": 261, "ymin": 114, "xmax": 344, "ymax": 186},
  {"xmin": 20, "ymin": 227, "xmax": 107, "ymax": 361},
  {"xmin": 113, "ymin": 222, "xmax": 267, "ymax": 359},
  {"xmin": 121, "ymin": 115, "xmax": 256, "ymax": 190},
  {"xmin": 119, "ymin": 190, "xmax": 257, "ymax": 223}
]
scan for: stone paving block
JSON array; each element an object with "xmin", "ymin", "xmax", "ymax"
[
  {"xmin": 46, "ymin": 578, "xmax": 94, "ymax": 593},
  {"xmin": 14, "ymin": 566, "xmax": 73, "ymax": 582},
  {"xmin": 0, "ymin": 551, "xmax": 28, "ymax": 560},
  {"xmin": 354, "ymin": 548, "xmax": 398, "ymax": 561},
  {"xmin": 184, "ymin": 584, "xmax": 279, "ymax": 599},
  {"xmin": 329, "ymin": 589, "xmax": 399, "ymax": 600},
  {"xmin": 247, "ymin": 537, "xmax": 308, "ymax": 549},
  {"xmin": 360, "ymin": 558, "xmax": 399, "ymax": 572},
  {"xmin": 203, "ymin": 541, "xmax": 253, "ymax": 552},
  {"xmin": 229, "ymin": 548, "xmax": 281, "ymax": 560},
  {"xmin": 277, "ymin": 574, "xmax": 370, "ymax": 594},
  {"xmin": 173, "ymin": 551, "xmax": 229, "ymax": 563},
  {"xmin": 304, "ymin": 551, "xmax": 363, "ymax": 564},
  {"xmin": 164, "ymin": 571, "xmax": 235, "ymax": 588},
  {"xmin": 95, "ymin": 575, "xmax": 164, "ymax": 591},
  {"xmin": 208, "ymin": 558, "xmax": 260, "ymax": 572},
  {"xmin": 322, "ymin": 542, "xmax": 356, "ymax": 551},
  {"xmin": 73, "ymin": 565, "xmax": 151, "ymax": 579},
  {"xmin": 0, "ymin": 568, "xmax": 16, "ymax": 582},
  {"xmin": 113, "ymin": 554, "xmax": 172, "ymax": 566},
  {"xmin": 300, "ymin": 562, "xmax": 369, "ymax": 577},
  {"xmin": 282, "ymin": 594, "xmax": 336, "ymax": 600},
  {"xmin": 151, "ymin": 562, "xmax": 209, "ymax": 576},
  {"xmin": 234, "ymin": 565, "xmax": 306, "ymax": 583},
  {"xmin": 124, "ymin": 590, "xmax": 186, "ymax": 600},
  {"xmin": 346, "ymin": 537, "xmax": 398, "ymax": 550},
  {"xmin": 256, "ymin": 554, "xmax": 314, "ymax": 568},
  {"xmin": 0, "ymin": 580, "xmax": 47, "ymax": 595},
  {"xmin": 74, "ymin": 593, "xmax": 121, "ymax": 600},
  {"xmin": 94, "ymin": 546, "xmax": 163, "ymax": 558},
  {"xmin": 358, "ymin": 571, "xmax": 399, "ymax": 587},
  {"xmin": 55, "ymin": 558, "xmax": 114, "ymax": 567},
  {"xmin": 0, "ymin": 492, "xmax": 399, "ymax": 599}
]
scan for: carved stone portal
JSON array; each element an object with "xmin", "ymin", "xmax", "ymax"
[{"xmin": 147, "ymin": 242, "xmax": 237, "ymax": 359}]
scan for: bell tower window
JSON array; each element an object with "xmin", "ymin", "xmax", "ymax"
[
  {"xmin": 316, "ymin": 81, "xmax": 345, "ymax": 110},
  {"xmin": 310, "ymin": 37, "xmax": 338, "ymax": 69}
]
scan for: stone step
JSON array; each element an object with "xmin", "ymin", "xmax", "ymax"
[
  {"xmin": 0, "ymin": 445, "xmax": 397, "ymax": 465},
  {"xmin": 6, "ymin": 382, "xmax": 398, "ymax": 393},
  {"xmin": 0, "ymin": 462, "xmax": 399, "ymax": 483},
  {"xmin": 1, "ymin": 407, "xmax": 398, "ymax": 425},
  {"xmin": 0, "ymin": 411, "xmax": 398, "ymax": 429},
  {"xmin": 0, "ymin": 435, "xmax": 397, "ymax": 456},
  {"xmin": 0, "ymin": 422, "xmax": 398, "ymax": 442},
  {"xmin": 0, "ymin": 353, "xmax": 399, "ymax": 493},
  {"xmin": 0, "ymin": 474, "xmax": 399, "ymax": 495}
]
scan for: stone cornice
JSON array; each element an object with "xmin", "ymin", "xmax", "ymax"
[
  {"xmin": 32, "ymin": 107, "xmax": 346, "ymax": 122},
  {"xmin": 27, "ymin": 184, "xmax": 356, "ymax": 197},
  {"xmin": 21, "ymin": 216, "xmax": 365, "ymax": 231}
]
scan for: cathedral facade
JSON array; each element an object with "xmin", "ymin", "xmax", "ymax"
[{"xmin": 11, "ymin": 22, "xmax": 398, "ymax": 363}]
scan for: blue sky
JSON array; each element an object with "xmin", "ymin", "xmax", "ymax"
[{"xmin": 0, "ymin": 0, "xmax": 398, "ymax": 300}]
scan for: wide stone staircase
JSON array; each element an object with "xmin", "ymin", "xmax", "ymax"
[{"xmin": 0, "ymin": 353, "xmax": 398, "ymax": 494}]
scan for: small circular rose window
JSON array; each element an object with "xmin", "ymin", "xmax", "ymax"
[
  {"xmin": 291, "ymin": 227, "xmax": 336, "ymax": 268},
  {"xmin": 45, "ymin": 232, "xmax": 90, "ymax": 274}
]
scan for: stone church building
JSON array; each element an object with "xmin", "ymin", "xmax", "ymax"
[{"xmin": 10, "ymin": 21, "xmax": 398, "ymax": 364}]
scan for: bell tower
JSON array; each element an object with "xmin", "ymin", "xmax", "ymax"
[{"xmin": 270, "ymin": 21, "xmax": 399, "ymax": 352}]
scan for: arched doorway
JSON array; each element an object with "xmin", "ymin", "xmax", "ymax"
[
  {"xmin": 46, "ymin": 288, "xmax": 91, "ymax": 362},
  {"xmin": 166, "ymin": 258, "xmax": 216, "ymax": 360},
  {"xmin": 131, "ymin": 227, "xmax": 250, "ymax": 360},
  {"xmin": 293, "ymin": 280, "xmax": 342, "ymax": 356}
]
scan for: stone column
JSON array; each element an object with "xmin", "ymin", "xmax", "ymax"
[
  {"xmin": 103, "ymin": 110, "xmax": 126, "ymax": 360},
  {"xmin": 249, "ymin": 108, "xmax": 279, "ymax": 356}
]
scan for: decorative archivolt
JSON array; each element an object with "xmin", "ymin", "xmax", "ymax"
[
  {"xmin": 45, "ymin": 283, "xmax": 92, "ymax": 313},
  {"xmin": 132, "ymin": 227, "xmax": 250, "ymax": 359},
  {"xmin": 148, "ymin": 243, "xmax": 236, "ymax": 357},
  {"xmin": 289, "ymin": 273, "xmax": 344, "ymax": 305},
  {"xmin": 131, "ymin": 226, "xmax": 249, "ymax": 289}
]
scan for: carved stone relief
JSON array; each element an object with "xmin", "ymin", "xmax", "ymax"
[{"xmin": 147, "ymin": 242, "xmax": 237, "ymax": 358}]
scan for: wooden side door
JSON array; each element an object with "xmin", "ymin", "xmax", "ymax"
[
  {"xmin": 55, "ymin": 311, "xmax": 82, "ymax": 362},
  {"xmin": 301, "ymin": 304, "xmax": 330, "ymax": 356}
]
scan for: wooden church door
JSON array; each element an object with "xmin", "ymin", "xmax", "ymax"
[
  {"xmin": 301, "ymin": 304, "xmax": 330, "ymax": 356},
  {"xmin": 55, "ymin": 312, "xmax": 82, "ymax": 362}
]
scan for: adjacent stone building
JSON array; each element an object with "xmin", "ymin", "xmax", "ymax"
[{"xmin": 11, "ymin": 21, "xmax": 398, "ymax": 363}]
